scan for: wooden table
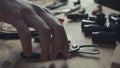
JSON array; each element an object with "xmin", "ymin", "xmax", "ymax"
[{"xmin": 0, "ymin": 0, "xmax": 119, "ymax": 68}]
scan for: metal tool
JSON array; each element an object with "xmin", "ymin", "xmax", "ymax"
[{"xmin": 69, "ymin": 43, "xmax": 100, "ymax": 55}]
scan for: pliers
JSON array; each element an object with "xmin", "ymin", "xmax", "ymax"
[{"xmin": 69, "ymin": 43, "xmax": 100, "ymax": 55}]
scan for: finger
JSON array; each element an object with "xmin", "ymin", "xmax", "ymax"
[
  {"xmin": 21, "ymin": 8, "xmax": 52, "ymax": 61},
  {"xmin": 49, "ymin": 39, "xmax": 63, "ymax": 60},
  {"xmin": 62, "ymin": 42, "xmax": 70, "ymax": 59}
]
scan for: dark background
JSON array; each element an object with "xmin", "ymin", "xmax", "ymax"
[{"xmin": 94, "ymin": 0, "xmax": 120, "ymax": 11}]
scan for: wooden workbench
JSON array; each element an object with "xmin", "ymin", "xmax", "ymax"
[{"xmin": 0, "ymin": 0, "xmax": 119, "ymax": 68}]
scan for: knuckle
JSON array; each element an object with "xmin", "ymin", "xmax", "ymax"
[
  {"xmin": 44, "ymin": 27, "xmax": 51, "ymax": 34},
  {"xmin": 55, "ymin": 24, "xmax": 64, "ymax": 30}
]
